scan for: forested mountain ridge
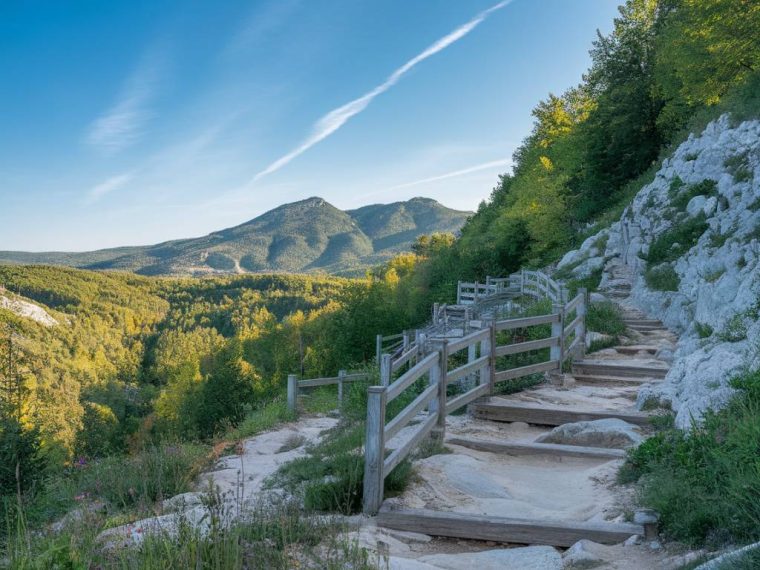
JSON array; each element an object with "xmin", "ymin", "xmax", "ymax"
[{"xmin": 0, "ymin": 197, "xmax": 470, "ymax": 276}]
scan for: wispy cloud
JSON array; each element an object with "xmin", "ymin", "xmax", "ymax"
[
  {"xmin": 226, "ymin": 0, "xmax": 301, "ymax": 54},
  {"xmin": 388, "ymin": 158, "xmax": 512, "ymax": 191},
  {"xmin": 252, "ymin": 0, "xmax": 513, "ymax": 182},
  {"xmin": 86, "ymin": 50, "xmax": 167, "ymax": 154},
  {"xmin": 86, "ymin": 173, "xmax": 133, "ymax": 204}
]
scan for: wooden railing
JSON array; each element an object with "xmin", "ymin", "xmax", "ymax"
[
  {"xmin": 287, "ymin": 370, "xmax": 370, "ymax": 412},
  {"xmin": 362, "ymin": 288, "xmax": 587, "ymax": 514}
]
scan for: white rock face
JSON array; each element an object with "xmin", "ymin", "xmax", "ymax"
[
  {"xmin": 0, "ymin": 294, "xmax": 57, "ymax": 326},
  {"xmin": 417, "ymin": 546, "xmax": 563, "ymax": 570},
  {"xmin": 557, "ymin": 115, "xmax": 760, "ymax": 428}
]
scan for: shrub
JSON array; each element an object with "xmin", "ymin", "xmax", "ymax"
[
  {"xmin": 644, "ymin": 213, "xmax": 709, "ymax": 266},
  {"xmin": 670, "ymin": 179, "xmax": 718, "ymax": 211},
  {"xmin": 695, "ymin": 322, "xmax": 713, "ymax": 339},
  {"xmin": 717, "ymin": 314, "xmax": 748, "ymax": 342},
  {"xmin": 645, "ymin": 264, "xmax": 680, "ymax": 291},
  {"xmin": 619, "ymin": 369, "xmax": 760, "ymax": 546},
  {"xmin": 587, "ymin": 336, "xmax": 619, "ymax": 353},
  {"xmin": 586, "ymin": 302, "xmax": 626, "ymax": 336},
  {"xmin": 724, "ymin": 152, "xmax": 754, "ymax": 183}
]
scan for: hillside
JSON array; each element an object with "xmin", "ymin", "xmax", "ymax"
[{"xmin": 0, "ymin": 197, "xmax": 470, "ymax": 276}]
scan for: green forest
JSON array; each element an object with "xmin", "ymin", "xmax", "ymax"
[{"xmin": 1, "ymin": 0, "xmax": 760, "ymax": 565}]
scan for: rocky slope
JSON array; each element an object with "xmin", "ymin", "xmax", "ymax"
[
  {"xmin": 0, "ymin": 197, "xmax": 470, "ymax": 277},
  {"xmin": 558, "ymin": 115, "xmax": 760, "ymax": 428}
]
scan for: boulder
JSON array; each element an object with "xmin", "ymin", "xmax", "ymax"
[
  {"xmin": 535, "ymin": 419, "xmax": 643, "ymax": 449},
  {"xmin": 418, "ymin": 546, "xmax": 563, "ymax": 570},
  {"xmin": 562, "ymin": 539, "xmax": 607, "ymax": 568}
]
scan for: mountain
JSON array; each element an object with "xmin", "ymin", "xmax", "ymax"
[{"xmin": 0, "ymin": 197, "xmax": 471, "ymax": 276}]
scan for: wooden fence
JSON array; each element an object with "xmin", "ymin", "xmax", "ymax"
[
  {"xmin": 287, "ymin": 370, "xmax": 370, "ymax": 412},
  {"xmin": 362, "ymin": 288, "xmax": 587, "ymax": 514}
]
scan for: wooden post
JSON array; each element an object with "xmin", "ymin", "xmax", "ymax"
[
  {"xmin": 520, "ymin": 269, "xmax": 525, "ymax": 293},
  {"xmin": 380, "ymin": 354, "xmax": 392, "ymax": 387},
  {"xmin": 403, "ymin": 332, "xmax": 410, "ymax": 351},
  {"xmin": 428, "ymin": 340, "xmax": 448, "ymax": 444},
  {"xmin": 576, "ymin": 288, "xmax": 588, "ymax": 360},
  {"xmin": 287, "ymin": 374, "xmax": 298, "ymax": 413},
  {"xmin": 433, "ymin": 303, "xmax": 440, "ymax": 325},
  {"xmin": 363, "ymin": 386, "xmax": 387, "ymax": 514},
  {"xmin": 465, "ymin": 341, "xmax": 477, "ymax": 391},
  {"xmin": 376, "ymin": 334, "xmax": 383, "ymax": 366},
  {"xmin": 474, "ymin": 282, "xmax": 479, "ymax": 303},
  {"xmin": 550, "ymin": 304, "xmax": 565, "ymax": 384},
  {"xmin": 456, "ymin": 281, "xmax": 462, "ymax": 305},
  {"xmin": 487, "ymin": 322, "xmax": 496, "ymax": 395},
  {"xmin": 338, "ymin": 369, "xmax": 346, "ymax": 404}
]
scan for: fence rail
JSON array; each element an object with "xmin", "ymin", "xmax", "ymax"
[
  {"xmin": 287, "ymin": 370, "xmax": 370, "ymax": 412},
  {"xmin": 362, "ymin": 288, "xmax": 587, "ymax": 514}
]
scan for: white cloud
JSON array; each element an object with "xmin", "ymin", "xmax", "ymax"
[
  {"xmin": 388, "ymin": 158, "xmax": 513, "ymax": 191},
  {"xmin": 252, "ymin": 0, "xmax": 513, "ymax": 181},
  {"xmin": 86, "ymin": 50, "xmax": 166, "ymax": 154},
  {"xmin": 86, "ymin": 173, "xmax": 133, "ymax": 204}
]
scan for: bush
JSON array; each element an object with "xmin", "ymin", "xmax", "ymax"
[
  {"xmin": 644, "ymin": 264, "xmax": 680, "ymax": 291},
  {"xmin": 644, "ymin": 213, "xmax": 709, "ymax": 266},
  {"xmin": 586, "ymin": 302, "xmax": 625, "ymax": 336},
  {"xmin": 619, "ymin": 369, "xmax": 760, "ymax": 546},
  {"xmin": 670, "ymin": 179, "xmax": 718, "ymax": 210}
]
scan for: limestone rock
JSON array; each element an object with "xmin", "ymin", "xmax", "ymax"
[
  {"xmin": 562, "ymin": 539, "xmax": 607, "ymax": 568},
  {"xmin": 535, "ymin": 419, "xmax": 643, "ymax": 449},
  {"xmin": 418, "ymin": 546, "xmax": 563, "ymax": 570}
]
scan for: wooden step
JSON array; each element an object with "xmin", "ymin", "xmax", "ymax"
[
  {"xmin": 471, "ymin": 400, "xmax": 651, "ymax": 427},
  {"xmin": 622, "ymin": 319, "xmax": 662, "ymax": 326},
  {"xmin": 627, "ymin": 325, "xmax": 667, "ymax": 332},
  {"xmin": 614, "ymin": 345, "xmax": 658, "ymax": 356},
  {"xmin": 447, "ymin": 437, "xmax": 626, "ymax": 460},
  {"xmin": 573, "ymin": 361, "xmax": 668, "ymax": 379},
  {"xmin": 572, "ymin": 373, "xmax": 661, "ymax": 387},
  {"xmin": 377, "ymin": 507, "xmax": 644, "ymax": 547}
]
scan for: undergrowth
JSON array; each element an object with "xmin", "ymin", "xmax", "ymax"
[
  {"xmin": 619, "ymin": 369, "xmax": 760, "ymax": 547},
  {"xmin": 586, "ymin": 301, "xmax": 626, "ymax": 336}
]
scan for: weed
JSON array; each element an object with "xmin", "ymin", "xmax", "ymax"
[
  {"xmin": 586, "ymin": 302, "xmax": 626, "ymax": 336},
  {"xmin": 684, "ymin": 152, "xmax": 699, "ymax": 161},
  {"xmin": 619, "ymin": 369, "xmax": 760, "ymax": 546},
  {"xmin": 724, "ymin": 152, "xmax": 754, "ymax": 184},
  {"xmin": 717, "ymin": 314, "xmax": 748, "ymax": 342},
  {"xmin": 587, "ymin": 336, "xmax": 619, "ymax": 353},
  {"xmin": 709, "ymin": 229, "xmax": 731, "ymax": 248},
  {"xmin": 748, "ymin": 196, "xmax": 760, "ymax": 212},
  {"xmin": 645, "ymin": 264, "xmax": 680, "ymax": 291},
  {"xmin": 668, "ymin": 176, "xmax": 685, "ymax": 199},
  {"xmin": 671, "ymin": 179, "xmax": 718, "ymax": 211},
  {"xmin": 644, "ymin": 213, "xmax": 709, "ymax": 266},
  {"xmin": 703, "ymin": 267, "xmax": 725, "ymax": 283},
  {"xmin": 695, "ymin": 322, "xmax": 714, "ymax": 338}
]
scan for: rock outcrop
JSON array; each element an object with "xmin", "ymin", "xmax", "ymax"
[{"xmin": 558, "ymin": 115, "xmax": 760, "ymax": 428}]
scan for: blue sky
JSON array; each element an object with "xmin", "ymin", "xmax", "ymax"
[{"xmin": 0, "ymin": 0, "xmax": 620, "ymax": 251}]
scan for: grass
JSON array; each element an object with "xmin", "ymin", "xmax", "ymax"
[
  {"xmin": 222, "ymin": 398, "xmax": 295, "ymax": 441},
  {"xmin": 717, "ymin": 314, "xmax": 748, "ymax": 343},
  {"xmin": 586, "ymin": 301, "xmax": 626, "ymax": 336},
  {"xmin": 619, "ymin": 369, "xmax": 760, "ymax": 547},
  {"xmin": 671, "ymin": 179, "xmax": 718, "ymax": 211},
  {"xmin": 724, "ymin": 152, "xmax": 754, "ymax": 184},
  {"xmin": 587, "ymin": 336, "xmax": 619, "ymax": 353},
  {"xmin": 695, "ymin": 322, "xmax": 714, "ymax": 339},
  {"xmin": 645, "ymin": 264, "xmax": 681, "ymax": 291},
  {"xmin": 565, "ymin": 267, "xmax": 603, "ymax": 296},
  {"xmin": 644, "ymin": 213, "xmax": 709, "ymax": 266}
]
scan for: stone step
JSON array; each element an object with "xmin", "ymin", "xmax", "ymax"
[
  {"xmin": 572, "ymin": 373, "xmax": 662, "ymax": 387},
  {"xmin": 377, "ymin": 507, "xmax": 645, "ymax": 548},
  {"xmin": 572, "ymin": 361, "xmax": 668, "ymax": 379},
  {"xmin": 622, "ymin": 319, "xmax": 662, "ymax": 326},
  {"xmin": 471, "ymin": 400, "xmax": 652, "ymax": 427},
  {"xmin": 627, "ymin": 325, "xmax": 668, "ymax": 333}
]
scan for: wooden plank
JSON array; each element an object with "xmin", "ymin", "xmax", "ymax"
[
  {"xmin": 447, "ymin": 437, "xmax": 626, "ymax": 460},
  {"xmin": 385, "ymin": 384, "xmax": 437, "ymax": 441},
  {"xmin": 494, "ymin": 359, "xmax": 558, "ymax": 383},
  {"xmin": 471, "ymin": 400, "xmax": 651, "ymax": 427},
  {"xmin": 495, "ymin": 336, "xmax": 558, "ymax": 357},
  {"xmin": 299, "ymin": 376, "xmax": 340, "ymax": 388},
  {"xmin": 565, "ymin": 293, "xmax": 584, "ymax": 313},
  {"xmin": 564, "ymin": 314, "xmax": 583, "ymax": 336},
  {"xmin": 377, "ymin": 507, "xmax": 644, "ymax": 547},
  {"xmin": 391, "ymin": 347, "xmax": 417, "ymax": 373},
  {"xmin": 573, "ymin": 361, "xmax": 668, "ymax": 379},
  {"xmin": 383, "ymin": 413, "xmax": 437, "ymax": 477},
  {"xmin": 447, "ymin": 355, "xmax": 490, "ymax": 384},
  {"xmin": 387, "ymin": 352, "xmax": 439, "ymax": 402},
  {"xmin": 572, "ymin": 373, "xmax": 662, "ymax": 386},
  {"xmin": 495, "ymin": 313, "xmax": 559, "ymax": 331},
  {"xmin": 447, "ymin": 328, "xmax": 490, "ymax": 353},
  {"xmin": 363, "ymin": 387, "xmax": 386, "ymax": 514},
  {"xmin": 445, "ymin": 383, "xmax": 490, "ymax": 414},
  {"xmin": 344, "ymin": 372, "xmax": 370, "ymax": 381}
]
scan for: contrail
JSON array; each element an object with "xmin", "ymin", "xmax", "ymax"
[
  {"xmin": 252, "ymin": 1, "xmax": 513, "ymax": 181},
  {"xmin": 388, "ymin": 158, "xmax": 512, "ymax": 191}
]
